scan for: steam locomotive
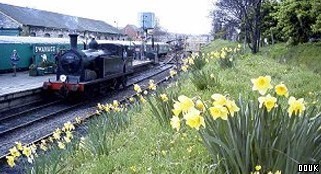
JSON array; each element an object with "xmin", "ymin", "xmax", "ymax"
[{"xmin": 43, "ymin": 34, "xmax": 169, "ymax": 97}]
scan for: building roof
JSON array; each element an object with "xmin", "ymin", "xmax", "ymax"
[{"xmin": 0, "ymin": 3, "xmax": 120, "ymax": 35}]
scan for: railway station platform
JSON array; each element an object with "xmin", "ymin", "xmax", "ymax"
[{"xmin": 0, "ymin": 71, "xmax": 55, "ymax": 96}]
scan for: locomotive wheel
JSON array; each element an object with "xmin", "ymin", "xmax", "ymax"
[{"xmin": 120, "ymin": 76, "xmax": 127, "ymax": 88}]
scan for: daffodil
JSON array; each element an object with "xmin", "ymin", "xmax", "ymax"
[
  {"xmin": 97, "ymin": 103, "xmax": 103, "ymax": 110},
  {"xmin": 53, "ymin": 129, "xmax": 62, "ymax": 140},
  {"xmin": 255, "ymin": 165, "xmax": 261, "ymax": 171},
  {"xmin": 170, "ymin": 116, "xmax": 180, "ymax": 131},
  {"xmin": 209, "ymin": 105, "xmax": 228, "ymax": 120},
  {"xmin": 64, "ymin": 136, "xmax": 71, "ymax": 143},
  {"xmin": 75, "ymin": 117, "xmax": 82, "ymax": 124},
  {"xmin": 57, "ymin": 141, "xmax": 65, "ymax": 149},
  {"xmin": 6, "ymin": 155, "xmax": 15, "ymax": 167},
  {"xmin": 220, "ymin": 51, "xmax": 227, "ymax": 59},
  {"xmin": 65, "ymin": 131, "xmax": 73, "ymax": 139},
  {"xmin": 210, "ymin": 74, "xmax": 215, "ymax": 79},
  {"xmin": 160, "ymin": 94, "xmax": 168, "ymax": 102},
  {"xmin": 40, "ymin": 143, "xmax": 48, "ymax": 151},
  {"xmin": 258, "ymin": 94, "xmax": 277, "ymax": 112},
  {"xmin": 275, "ymin": 170, "xmax": 281, "ymax": 174},
  {"xmin": 211, "ymin": 94, "xmax": 227, "ymax": 106},
  {"xmin": 195, "ymin": 99, "xmax": 205, "ymax": 112},
  {"xmin": 129, "ymin": 97, "xmax": 135, "ymax": 103},
  {"xmin": 177, "ymin": 95, "xmax": 194, "ymax": 112},
  {"xmin": 275, "ymin": 83, "xmax": 289, "ymax": 97},
  {"xmin": 140, "ymin": 96, "xmax": 146, "ymax": 103},
  {"xmin": 113, "ymin": 100, "xmax": 119, "ymax": 108},
  {"xmin": 181, "ymin": 65, "xmax": 188, "ymax": 72},
  {"xmin": 184, "ymin": 108, "xmax": 205, "ymax": 130},
  {"xmin": 15, "ymin": 142, "xmax": 23, "ymax": 151},
  {"xmin": 170, "ymin": 69, "xmax": 177, "ymax": 77},
  {"xmin": 148, "ymin": 80, "xmax": 157, "ymax": 90},
  {"xmin": 22, "ymin": 146, "xmax": 32, "ymax": 157},
  {"xmin": 63, "ymin": 121, "xmax": 75, "ymax": 131},
  {"xmin": 225, "ymin": 99, "xmax": 240, "ymax": 116},
  {"xmin": 133, "ymin": 84, "xmax": 142, "ymax": 93},
  {"xmin": 251, "ymin": 76, "xmax": 273, "ymax": 95},
  {"xmin": 288, "ymin": 96, "xmax": 305, "ymax": 116},
  {"xmin": 9, "ymin": 147, "xmax": 21, "ymax": 158}
]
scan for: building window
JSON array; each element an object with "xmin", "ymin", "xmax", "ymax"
[
  {"xmin": 58, "ymin": 34, "xmax": 63, "ymax": 38},
  {"xmin": 30, "ymin": 32, "xmax": 36, "ymax": 37},
  {"xmin": 44, "ymin": 33, "xmax": 51, "ymax": 37}
]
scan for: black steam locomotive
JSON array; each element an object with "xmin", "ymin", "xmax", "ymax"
[{"xmin": 43, "ymin": 34, "xmax": 149, "ymax": 96}]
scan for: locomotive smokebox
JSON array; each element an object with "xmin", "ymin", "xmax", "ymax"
[{"xmin": 69, "ymin": 33, "xmax": 78, "ymax": 50}]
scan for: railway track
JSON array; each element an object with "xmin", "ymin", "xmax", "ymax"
[{"xmin": 0, "ymin": 62, "xmax": 174, "ymax": 160}]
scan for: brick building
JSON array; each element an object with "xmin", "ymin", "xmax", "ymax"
[{"xmin": 0, "ymin": 3, "xmax": 122, "ymax": 39}]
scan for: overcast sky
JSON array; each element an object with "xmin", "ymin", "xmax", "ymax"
[{"xmin": 0, "ymin": 0, "xmax": 214, "ymax": 35}]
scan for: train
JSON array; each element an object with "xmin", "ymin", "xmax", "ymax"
[
  {"xmin": 0, "ymin": 36, "xmax": 82, "ymax": 73},
  {"xmin": 43, "ymin": 34, "xmax": 171, "ymax": 97}
]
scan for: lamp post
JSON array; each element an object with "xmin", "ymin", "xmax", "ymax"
[{"xmin": 114, "ymin": 20, "xmax": 119, "ymax": 40}]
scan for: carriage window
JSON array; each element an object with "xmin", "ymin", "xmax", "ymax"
[
  {"xmin": 30, "ymin": 32, "xmax": 36, "ymax": 37},
  {"xmin": 44, "ymin": 33, "xmax": 51, "ymax": 37},
  {"xmin": 58, "ymin": 34, "xmax": 63, "ymax": 38}
]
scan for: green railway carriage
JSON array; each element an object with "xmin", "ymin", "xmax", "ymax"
[{"xmin": 0, "ymin": 36, "xmax": 82, "ymax": 73}]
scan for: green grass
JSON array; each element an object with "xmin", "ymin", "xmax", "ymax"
[{"xmin": 24, "ymin": 40, "xmax": 321, "ymax": 173}]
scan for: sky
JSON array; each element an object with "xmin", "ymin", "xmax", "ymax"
[{"xmin": 0, "ymin": 0, "xmax": 214, "ymax": 35}]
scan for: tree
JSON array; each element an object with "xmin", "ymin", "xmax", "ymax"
[{"xmin": 211, "ymin": 0, "xmax": 263, "ymax": 53}]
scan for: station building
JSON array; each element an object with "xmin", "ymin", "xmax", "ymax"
[{"xmin": 0, "ymin": 3, "xmax": 122, "ymax": 39}]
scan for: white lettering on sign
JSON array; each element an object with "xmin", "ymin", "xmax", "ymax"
[{"xmin": 34, "ymin": 46, "xmax": 56, "ymax": 53}]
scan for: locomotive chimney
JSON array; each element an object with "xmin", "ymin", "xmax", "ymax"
[{"xmin": 69, "ymin": 33, "xmax": 78, "ymax": 50}]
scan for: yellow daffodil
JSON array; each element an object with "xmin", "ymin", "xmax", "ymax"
[
  {"xmin": 15, "ymin": 142, "xmax": 23, "ymax": 151},
  {"xmin": 64, "ymin": 136, "xmax": 71, "ymax": 143},
  {"xmin": 129, "ymin": 97, "xmax": 135, "ymax": 103},
  {"xmin": 220, "ymin": 51, "xmax": 227, "ymax": 59},
  {"xmin": 209, "ymin": 105, "xmax": 228, "ymax": 120},
  {"xmin": 275, "ymin": 83, "xmax": 289, "ymax": 97},
  {"xmin": 53, "ymin": 129, "xmax": 61, "ymax": 140},
  {"xmin": 133, "ymin": 84, "xmax": 142, "ymax": 93},
  {"xmin": 181, "ymin": 65, "xmax": 188, "ymax": 72},
  {"xmin": 6, "ymin": 155, "xmax": 15, "ymax": 167},
  {"xmin": 184, "ymin": 108, "xmax": 205, "ymax": 130},
  {"xmin": 40, "ymin": 143, "xmax": 48, "ymax": 151},
  {"xmin": 172, "ymin": 102, "xmax": 182, "ymax": 116},
  {"xmin": 258, "ymin": 94, "xmax": 277, "ymax": 112},
  {"xmin": 160, "ymin": 94, "xmax": 168, "ymax": 102},
  {"xmin": 177, "ymin": 95, "xmax": 194, "ymax": 112},
  {"xmin": 210, "ymin": 74, "xmax": 215, "ymax": 79},
  {"xmin": 113, "ymin": 100, "xmax": 119, "ymax": 108},
  {"xmin": 63, "ymin": 121, "xmax": 75, "ymax": 131},
  {"xmin": 275, "ymin": 170, "xmax": 281, "ymax": 174},
  {"xmin": 140, "ymin": 96, "xmax": 146, "ymax": 103},
  {"xmin": 75, "ymin": 117, "xmax": 82, "ymax": 124},
  {"xmin": 214, "ymin": 51, "xmax": 220, "ymax": 58},
  {"xmin": 9, "ymin": 147, "xmax": 21, "ymax": 158},
  {"xmin": 170, "ymin": 69, "xmax": 177, "ymax": 77},
  {"xmin": 255, "ymin": 165, "xmax": 261, "ymax": 171},
  {"xmin": 57, "ymin": 141, "xmax": 65, "ymax": 149},
  {"xmin": 22, "ymin": 146, "xmax": 32, "ymax": 157},
  {"xmin": 148, "ymin": 80, "xmax": 157, "ymax": 90},
  {"xmin": 170, "ymin": 116, "xmax": 181, "ymax": 131},
  {"xmin": 211, "ymin": 94, "xmax": 227, "ymax": 106},
  {"xmin": 267, "ymin": 172, "xmax": 273, "ymax": 174},
  {"xmin": 251, "ymin": 76, "xmax": 273, "ymax": 95},
  {"xmin": 130, "ymin": 166, "xmax": 137, "ymax": 172},
  {"xmin": 97, "ymin": 103, "xmax": 103, "ymax": 110},
  {"xmin": 195, "ymin": 99, "xmax": 205, "ymax": 112},
  {"xmin": 65, "ymin": 131, "xmax": 73, "ymax": 139},
  {"xmin": 226, "ymin": 99, "xmax": 240, "ymax": 116},
  {"xmin": 288, "ymin": 96, "xmax": 305, "ymax": 116},
  {"xmin": 188, "ymin": 58, "xmax": 194, "ymax": 65}
]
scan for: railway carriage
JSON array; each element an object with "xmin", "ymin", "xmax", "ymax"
[{"xmin": 0, "ymin": 36, "xmax": 82, "ymax": 73}]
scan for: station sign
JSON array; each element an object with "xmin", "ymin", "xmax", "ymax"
[{"xmin": 33, "ymin": 45, "xmax": 57, "ymax": 54}]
